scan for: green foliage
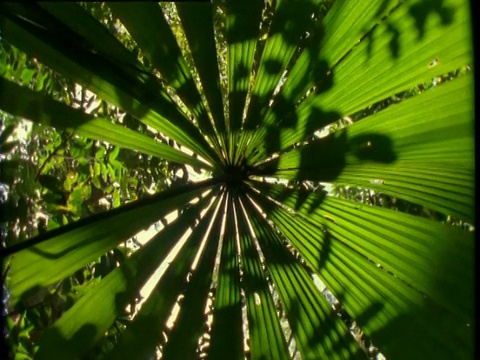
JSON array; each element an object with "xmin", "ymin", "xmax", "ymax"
[
  {"xmin": 0, "ymin": 1, "xmax": 474, "ymax": 359},
  {"xmin": 0, "ymin": 33, "xmax": 170, "ymax": 358}
]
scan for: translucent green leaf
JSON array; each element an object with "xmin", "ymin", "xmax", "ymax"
[
  {"xmin": 235, "ymin": 197, "xmax": 296, "ymax": 360},
  {"xmin": 0, "ymin": 77, "xmax": 211, "ymax": 170},
  {"xmin": 281, "ymin": 0, "xmax": 400, "ymax": 105},
  {"xmin": 244, "ymin": 197, "xmax": 365, "ymax": 359},
  {"xmin": 0, "ymin": 1, "xmax": 474, "ymax": 358},
  {"xmin": 34, "ymin": 193, "xmax": 216, "ymax": 360},
  {"xmin": 0, "ymin": 3, "xmax": 220, "ymax": 165},
  {"xmin": 269, "ymin": 73, "xmax": 474, "ymax": 221},
  {"xmin": 248, "ymin": 184, "xmax": 473, "ymax": 359},
  {"xmin": 104, "ymin": 194, "xmax": 222, "ymax": 360},
  {"xmin": 303, "ymin": 0, "xmax": 473, "ymax": 118},
  {"xmin": 248, "ymin": 0, "xmax": 473, "ymax": 160},
  {"xmin": 108, "ymin": 146, "xmax": 120, "ymax": 162},
  {"xmin": 243, "ymin": 0, "xmax": 324, "ymax": 131},
  {"xmin": 4, "ymin": 180, "xmax": 220, "ymax": 305},
  {"xmin": 162, "ymin": 195, "xmax": 225, "ymax": 359},
  {"xmin": 207, "ymin": 194, "xmax": 244, "ymax": 360},
  {"xmin": 176, "ymin": 2, "xmax": 227, "ymax": 144},
  {"xmin": 107, "ymin": 3, "xmax": 221, "ymax": 153},
  {"xmin": 225, "ymin": 0, "xmax": 264, "ymax": 164}
]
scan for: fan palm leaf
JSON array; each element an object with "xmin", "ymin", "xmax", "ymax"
[{"xmin": 0, "ymin": 0, "xmax": 474, "ymax": 359}]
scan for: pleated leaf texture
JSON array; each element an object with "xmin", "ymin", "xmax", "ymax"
[{"xmin": 0, "ymin": 1, "xmax": 474, "ymax": 359}]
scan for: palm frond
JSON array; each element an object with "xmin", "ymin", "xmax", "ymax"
[{"xmin": 0, "ymin": 0, "xmax": 474, "ymax": 359}]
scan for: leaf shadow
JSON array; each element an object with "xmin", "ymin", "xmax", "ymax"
[
  {"xmin": 364, "ymin": 0, "xmax": 457, "ymax": 59},
  {"xmin": 255, "ymin": 128, "xmax": 397, "ymax": 203},
  {"xmin": 408, "ymin": 0, "xmax": 456, "ymax": 39},
  {"xmin": 35, "ymin": 323, "xmax": 97, "ymax": 359},
  {"xmin": 241, "ymin": 204, "xmax": 361, "ymax": 358}
]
